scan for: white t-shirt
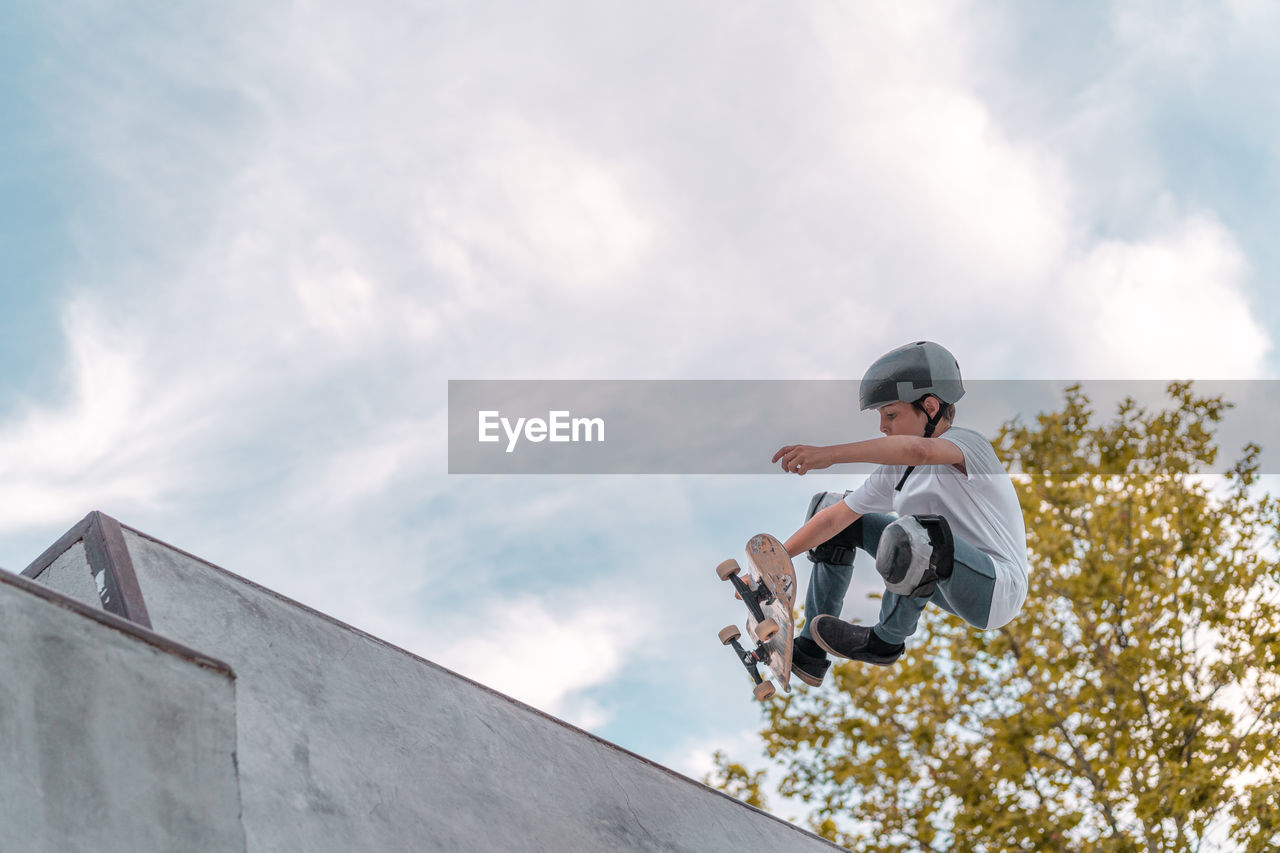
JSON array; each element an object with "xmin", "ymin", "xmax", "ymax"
[{"xmin": 842, "ymin": 426, "xmax": 1029, "ymax": 629}]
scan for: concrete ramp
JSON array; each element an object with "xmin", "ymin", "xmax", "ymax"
[
  {"xmin": 16, "ymin": 512, "xmax": 844, "ymax": 852},
  {"xmin": 0, "ymin": 568, "xmax": 244, "ymax": 853}
]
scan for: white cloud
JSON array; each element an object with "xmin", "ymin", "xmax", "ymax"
[
  {"xmin": 841, "ymin": 85, "xmax": 1069, "ymax": 289},
  {"xmin": 13, "ymin": 298, "xmax": 145, "ymax": 471},
  {"xmin": 808, "ymin": 1, "xmax": 1071, "ymax": 288},
  {"xmin": 433, "ymin": 594, "xmax": 652, "ymax": 728},
  {"xmin": 284, "ymin": 416, "xmax": 443, "ymax": 516},
  {"xmin": 293, "ymin": 265, "xmax": 375, "ymax": 338},
  {"xmin": 422, "ymin": 116, "xmax": 658, "ymax": 293},
  {"xmin": 1111, "ymin": 0, "xmax": 1279, "ymax": 65},
  {"xmin": 1058, "ymin": 214, "xmax": 1269, "ymax": 378},
  {"xmin": 0, "ymin": 298, "xmax": 191, "ymax": 531}
]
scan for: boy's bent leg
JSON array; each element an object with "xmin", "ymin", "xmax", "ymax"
[
  {"xmin": 931, "ymin": 535, "xmax": 997, "ymax": 630},
  {"xmin": 805, "ymin": 512, "xmax": 903, "ymax": 666},
  {"xmin": 796, "ymin": 492, "xmax": 854, "ymax": 645},
  {"xmin": 797, "ymin": 505, "xmax": 893, "ymax": 642},
  {"xmin": 874, "ymin": 524, "xmax": 997, "ymax": 645},
  {"xmin": 790, "ymin": 494, "xmax": 856, "ymax": 684},
  {"xmin": 872, "ymin": 590, "xmax": 929, "ymax": 647},
  {"xmin": 798, "ymin": 559, "xmax": 855, "ymax": 645},
  {"xmin": 799, "ymin": 560, "xmax": 852, "ymax": 642}
]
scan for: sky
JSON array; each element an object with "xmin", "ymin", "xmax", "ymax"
[{"xmin": 2, "ymin": 0, "xmax": 1279, "ymax": 830}]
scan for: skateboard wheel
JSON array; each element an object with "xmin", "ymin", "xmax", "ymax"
[
  {"xmin": 753, "ymin": 681, "xmax": 776, "ymax": 701},
  {"xmin": 716, "ymin": 559, "xmax": 740, "ymax": 581},
  {"xmin": 755, "ymin": 618, "xmax": 779, "ymax": 642},
  {"xmin": 718, "ymin": 625, "xmax": 741, "ymax": 645}
]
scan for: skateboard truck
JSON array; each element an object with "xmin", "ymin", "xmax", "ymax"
[
  {"xmin": 716, "ymin": 553, "xmax": 790, "ymax": 701},
  {"xmin": 716, "ymin": 559, "xmax": 780, "ymax": 643},
  {"xmin": 718, "ymin": 624, "xmax": 776, "ymax": 701},
  {"xmin": 726, "ymin": 572, "xmax": 776, "ymax": 621}
]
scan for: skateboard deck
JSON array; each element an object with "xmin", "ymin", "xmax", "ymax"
[{"xmin": 717, "ymin": 533, "xmax": 797, "ymax": 701}]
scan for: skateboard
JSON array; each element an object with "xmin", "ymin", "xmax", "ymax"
[{"xmin": 716, "ymin": 533, "xmax": 797, "ymax": 701}]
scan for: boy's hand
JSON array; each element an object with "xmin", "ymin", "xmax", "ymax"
[{"xmin": 773, "ymin": 444, "xmax": 831, "ymax": 475}]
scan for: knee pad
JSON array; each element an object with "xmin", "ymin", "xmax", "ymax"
[
  {"xmin": 805, "ymin": 491, "xmax": 861, "ymax": 566},
  {"xmin": 875, "ymin": 514, "xmax": 954, "ymax": 597}
]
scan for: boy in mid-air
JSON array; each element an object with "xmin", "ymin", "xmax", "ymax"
[{"xmin": 772, "ymin": 341, "xmax": 1030, "ymax": 686}]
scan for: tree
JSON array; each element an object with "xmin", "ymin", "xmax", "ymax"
[{"xmin": 711, "ymin": 383, "xmax": 1280, "ymax": 851}]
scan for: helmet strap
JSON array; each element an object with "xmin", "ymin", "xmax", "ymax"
[
  {"xmin": 923, "ymin": 409, "xmax": 944, "ymax": 439},
  {"xmin": 913, "ymin": 396, "xmax": 947, "ymax": 439},
  {"xmin": 896, "ymin": 397, "xmax": 946, "ymax": 491}
]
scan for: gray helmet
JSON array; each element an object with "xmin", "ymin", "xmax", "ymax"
[{"xmin": 859, "ymin": 341, "xmax": 965, "ymax": 411}]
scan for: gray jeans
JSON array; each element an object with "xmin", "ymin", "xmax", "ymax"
[{"xmin": 798, "ymin": 512, "xmax": 998, "ymax": 646}]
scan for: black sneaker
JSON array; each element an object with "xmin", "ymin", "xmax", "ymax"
[
  {"xmin": 810, "ymin": 616, "xmax": 904, "ymax": 666},
  {"xmin": 791, "ymin": 636, "xmax": 831, "ymax": 687}
]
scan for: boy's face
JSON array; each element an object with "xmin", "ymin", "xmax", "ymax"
[{"xmin": 877, "ymin": 401, "xmax": 928, "ymax": 437}]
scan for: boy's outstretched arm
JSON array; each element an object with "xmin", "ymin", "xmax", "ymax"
[
  {"xmin": 784, "ymin": 500, "xmax": 861, "ymax": 558},
  {"xmin": 773, "ymin": 435, "xmax": 964, "ymax": 475}
]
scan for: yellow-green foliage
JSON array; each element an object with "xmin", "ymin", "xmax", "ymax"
[{"xmin": 710, "ymin": 384, "xmax": 1280, "ymax": 851}]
